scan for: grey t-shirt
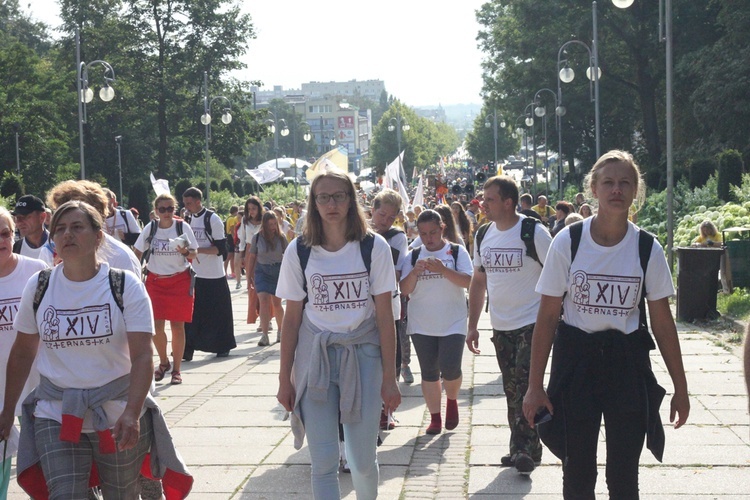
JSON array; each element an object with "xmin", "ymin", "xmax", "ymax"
[{"xmin": 249, "ymin": 233, "xmax": 287, "ymax": 265}]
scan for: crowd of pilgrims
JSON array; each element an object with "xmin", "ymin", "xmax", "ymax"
[{"xmin": 0, "ymin": 150, "xmax": 690, "ymax": 499}]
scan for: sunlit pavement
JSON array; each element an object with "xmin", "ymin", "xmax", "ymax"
[{"xmin": 7, "ymin": 287, "xmax": 750, "ymax": 498}]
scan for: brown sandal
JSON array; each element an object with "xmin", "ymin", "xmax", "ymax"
[
  {"xmin": 170, "ymin": 371, "xmax": 182, "ymax": 385},
  {"xmin": 154, "ymin": 361, "xmax": 171, "ymax": 382}
]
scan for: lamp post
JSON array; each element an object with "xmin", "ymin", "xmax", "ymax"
[
  {"xmin": 200, "ymin": 71, "xmax": 232, "ymax": 204},
  {"xmin": 115, "ymin": 135, "xmax": 123, "ymax": 204},
  {"xmin": 12, "ymin": 122, "xmax": 20, "ymax": 175},
  {"xmin": 534, "ymin": 88, "xmax": 564, "ymax": 195},
  {"xmin": 484, "ymin": 109, "xmax": 506, "ymax": 171},
  {"xmin": 76, "ymin": 27, "xmax": 116, "ymax": 180},
  {"xmin": 522, "ymin": 103, "xmax": 538, "ymax": 198},
  {"xmin": 388, "ymin": 114, "xmax": 411, "ymax": 181},
  {"xmin": 613, "ymin": 0, "xmax": 674, "ymax": 267},
  {"xmin": 290, "ymin": 104, "xmax": 311, "ymax": 199},
  {"xmin": 266, "ymin": 110, "xmax": 289, "ymax": 174}
]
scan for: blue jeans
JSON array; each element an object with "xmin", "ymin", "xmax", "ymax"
[{"xmin": 300, "ymin": 342, "xmax": 383, "ymax": 500}]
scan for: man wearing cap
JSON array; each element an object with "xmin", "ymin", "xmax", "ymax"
[
  {"xmin": 467, "ymin": 199, "xmax": 481, "ymax": 226},
  {"xmin": 12, "ymin": 195, "xmax": 49, "ymax": 259}
]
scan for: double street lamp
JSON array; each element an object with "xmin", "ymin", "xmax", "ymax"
[
  {"xmin": 534, "ymin": 88, "xmax": 565, "ymax": 195},
  {"xmin": 266, "ymin": 110, "xmax": 289, "ymax": 173},
  {"xmin": 484, "ymin": 109, "xmax": 506, "ymax": 171},
  {"xmin": 115, "ymin": 135, "xmax": 123, "ymax": 205},
  {"xmin": 201, "ymin": 71, "xmax": 232, "ymax": 204},
  {"xmin": 76, "ymin": 28, "xmax": 116, "ymax": 180}
]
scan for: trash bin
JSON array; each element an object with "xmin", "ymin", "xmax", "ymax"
[
  {"xmin": 676, "ymin": 247, "xmax": 724, "ymax": 321},
  {"xmin": 723, "ymin": 227, "xmax": 750, "ymax": 288}
]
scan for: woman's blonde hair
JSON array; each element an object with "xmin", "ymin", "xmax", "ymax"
[
  {"xmin": 372, "ymin": 188, "xmax": 403, "ymax": 212},
  {"xmin": 303, "ymin": 169, "xmax": 368, "ymax": 246},
  {"xmin": 700, "ymin": 219, "xmax": 719, "ymax": 237},
  {"xmin": 49, "ymin": 200, "xmax": 104, "ymax": 250},
  {"xmin": 47, "ymin": 180, "xmax": 110, "ymax": 218},
  {"xmin": 584, "ymin": 150, "xmax": 646, "ymax": 211},
  {"xmin": 0, "ymin": 207, "xmax": 14, "ymax": 233},
  {"xmin": 153, "ymin": 193, "xmax": 178, "ymax": 210}
]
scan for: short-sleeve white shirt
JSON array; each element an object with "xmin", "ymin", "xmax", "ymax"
[
  {"xmin": 401, "ymin": 242, "xmax": 473, "ymax": 336},
  {"xmin": 105, "ymin": 209, "xmax": 141, "ymax": 242},
  {"xmin": 473, "ymin": 215, "xmax": 552, "ymax": 330},
  {"xmin": 188, "ymin": 209, "xmax": 226, "ymax": 279},
  {"xmin": 13, "ymin": 264, "xmax": 154, "ymax": 430},
  {"xmin": 536, "ymin": 218, "xmax": 675, "ymax": 334},
  {"xmin": 384, "ymin": 230, "xmax": 408, "ymax": 319},
  {"xmin": 134, "ymin": 220, "xmax": 198, "ymax": 275},
  {"xmin": 276, "ymin": 234, "xmax": 396, "ymax": 332}
]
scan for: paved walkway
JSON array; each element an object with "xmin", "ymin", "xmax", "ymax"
[{"xmin": 7, "ymin": 287, "xmax": 750, "ymax": 498}]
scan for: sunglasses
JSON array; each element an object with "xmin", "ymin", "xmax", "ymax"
[{"xmin": 157, "ymin": 206, "xmax": 175, "ymax": 214}]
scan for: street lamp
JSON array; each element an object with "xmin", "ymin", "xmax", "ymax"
[
  {"xmin": 115, "ymin": 135, "xmax": 123, "ymax": 204},
  {"xmin": 12, "ymin": 122, "xmax": 20, "ymax": 175},
  {"xmin": 522, "ymin": 102, "xmax": 538, "ymax": 198},
  {"xmin": 201, "ymin": 71, "xmax": 232, "ymax": 204},
  {"xmin": 76, "ymin": 27, "xmax": 116, "ymax": 180},
  {"xmin": 388, "ymin": 114, "xmax": 410, "ymax": 181},
  {"xmin": 266, "ymin": 110, "xmax": 289, "ymax": 174},
  {"xmin": 484, "ymin": 109, "xmax": 506, "ymax": 171},
  {"xmin": 557, "ymin": 1, "xmax": 602, "ymax": 160},
  {"xmin": 534, "ymin": 88, "xmax": 563, "ymax": 195},
  {"xmin": 613, "ymin": 0, "xmax": 675, "ymax": 267}
]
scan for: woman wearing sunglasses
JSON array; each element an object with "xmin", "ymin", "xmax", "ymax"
[{"xmin": 134, "ymin": 194, "xmax": 198, "ymax": 385}]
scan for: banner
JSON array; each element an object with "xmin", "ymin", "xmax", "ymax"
[
  {"xmin": 384, "ymin": 151, "xmax": 409, "ymax": 207},
  {"xmin": 307, "ymin": 146, "xmax": 349, "ymax": 181},
  {"xmin": 245, "ymin": 165, "xmax": 284, "ymax": 185},
  {"xmin": 411, "ymin": 175, "xmax": 424, "ymax": 208},
  {"xmin": 149, "ymin": 173, "xmax": 170, "ymax": 196}
]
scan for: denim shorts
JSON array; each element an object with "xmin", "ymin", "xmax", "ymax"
[{"xmin": 254, "ymin": 262, "xmax": 282, "ymax": 294}]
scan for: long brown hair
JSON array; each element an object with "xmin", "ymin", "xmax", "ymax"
[
  {"xmin": 434, "ymin": 204, "xmax": 461, "ymax": 245},
  {"xmin": 243, "ymin": 196, "xmax": 263, "ymax": 225},
  {"xmin": 303, "ymin": 169, "xmax": 368, "ymax": 246},
  {"xmin": 258, "ymin": 211, "xmax": 286, "ymax": 250}
]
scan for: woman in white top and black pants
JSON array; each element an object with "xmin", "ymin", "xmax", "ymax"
[
  {"xmin": 134, "ymin": 193, "xmax": 198, "ymax": 385},
  {"xmin": 523, "ymin": 151, "xmax": 690, "ymax": 499}
]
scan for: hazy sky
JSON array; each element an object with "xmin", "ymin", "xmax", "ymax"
[{"xmin": 25, "ymin": 0, "xmax": 487, "ymax": 107}]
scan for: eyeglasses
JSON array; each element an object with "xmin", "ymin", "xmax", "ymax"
[
  {"xmin": 0, "ymin": 230, "xmax": 13, "ymax": 240},
  {"xmin": 157, "ymin": 206, "xmax": 175, "ymax": 214},
  {"xmin": 314, "ymin": 192, "xmax": 349, "ymax": 205}
]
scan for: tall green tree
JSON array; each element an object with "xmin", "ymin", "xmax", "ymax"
[{"xmin": 465, "ymin": 107, "xmax": 518, "ymax": 164}]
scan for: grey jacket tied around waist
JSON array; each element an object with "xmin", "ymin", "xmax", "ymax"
[{"xmin": 291, "ymin": 314, "xmax": 381, "ymax": 449}]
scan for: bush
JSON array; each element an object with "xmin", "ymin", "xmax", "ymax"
[
  {"xmin": 233, "ymin": 179, "xmax": 245, "ymax": 197},
  {"xmin": 174, "ymin": 179, "xmax": 192, "ymax": 201},
  {"xmin": 127, "ymin": 181, "xmax": 150, "ymax": 225},
  {"xmin": 219, "ymin": 179, "xmax": 233, "ymax": 193},
  {"xmin": 688, "ymin": 157, "xmax": 716, "ymax": 188},
  {"xmin": 717, "ymin": 149, "xmax": 744, "ymax": 201},
  {"xmin": 0, "ymin": 172, "xmax": 25, "ymax": 199}
]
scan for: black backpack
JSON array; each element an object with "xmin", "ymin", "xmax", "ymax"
[
  {"xmin": 410, "ymin": 243, "xmax": 460, "ymax": 268},
  {"xmin": 140, "ymin": 219, "xmax": 184, "ymax": 267},
  {"xmin": 33, "ymin": 268, "xmax": 126, "ymax": 316},
  {"xmin": 117, "ymin": 208, "xmax": 141, "ymax": 246},
  {"xmin": 186, "ymin": 209, "xmax": 228, "ymax": 261},
  {"xmin": 296, "ymin": 232, "xmax": 376, "ymax": 309},
  {"xmin": 474, "ymin": 216, "xmax": 545, "ymax": 271},
  {"xmin": 381, "ymin": 227, "xmax": 404, "ymax": 266}
]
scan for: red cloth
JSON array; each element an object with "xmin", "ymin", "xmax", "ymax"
[
  {"xmin": 246, "ymin": 283, "xmax": 274, "ymax": 324},
  {"xmin": 146, "ymin": 269, "xmax": 194, "ymax": 322}
]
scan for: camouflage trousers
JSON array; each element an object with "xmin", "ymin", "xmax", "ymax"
[{"xmin": 491, "ymin": 324, "xmax": 542, "ymax": 460}]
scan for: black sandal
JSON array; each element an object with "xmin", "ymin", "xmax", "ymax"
[{"xmin": 154, "ymin": 361, "xmax": 171, "ymax": 382}]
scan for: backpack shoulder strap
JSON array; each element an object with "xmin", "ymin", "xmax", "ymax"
[
  {"xmin": 13, "ymin": 239, "xmax": 23, "ymax": 254},
  {"xmin": 203, "ymin": 210, "xmax": 215, "ymax": 241},
  {"xmin": 118, "ymin": 208, "xmax": 132, "ymax": 233},
  {"xmin": 33, "ymin": 268, "xmax": 53, "ymax": 315},
  {"xmin": 382, "ymin": 227, "xmax": 403, "ymax": 241},
  {"xmin": 297, "ymin": 237, "xmax": 313, "ymax": 308},
  {"xmin": 108, "ymin": 268, "xmax": 126, "ymax": 314},
  {"xmin": 475, "ymin": 223, "xmax": 491, "ymax": 273},
  {"xmin": 411, "ymin": 247, "xmax": 422, "ymax": 267},
  {"xmin": 176, "ymin": 220, "xmax": 183, "ymax": 237},
  {"xmin": 146, "ymin": 220, "xmax": 159, "ymax": 244},
  {"xmin": 360, "ymin": 232, "xmax": 375, "ymax": 274},
  {"xmin": 569, "ymin": 220, "xmax": 585, "ymax": 264},
  {"xmin": 521, "ymin": 217, "xmax": 542, "ymax": 267},
  {"xmin": 637, "ymin": 229, "xmax": 655, "ymax": 330},
  {"xmin": 450, "ymin": 243, "xmax": 460, "ymax": 268}
]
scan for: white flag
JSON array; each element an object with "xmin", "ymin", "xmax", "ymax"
[
  {"xmin": 245, "ymin": 165, "xmax": 284, "ymax": 185},
  {"xmin": 385, "ymin": 151, "xmax": 409, "ymax": 207},
  {"xmin": 149, "ymin": 173, "xmax": 170, "ymax": 196},
  {"xmin": 411, "ymin": 175, "xmax": 424, "ymax": 208},
  {"xmin": 439, "ymin": 157, "xmax": 446, "ymax": 177}
]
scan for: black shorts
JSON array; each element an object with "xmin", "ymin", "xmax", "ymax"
[{"xmin": 226, "ymin": 237, "xmax": 236, "ymax": 253}]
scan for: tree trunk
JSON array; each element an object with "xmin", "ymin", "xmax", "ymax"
[{"xmin": 634, "ymin": 52, "xmax": 662, "ymax": 171}]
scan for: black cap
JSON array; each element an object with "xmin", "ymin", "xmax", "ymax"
[{"xmin": 12, "ymin": 195, "xmax": 46, "ymax": 216}]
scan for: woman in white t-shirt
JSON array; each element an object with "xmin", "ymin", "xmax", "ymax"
[
  {"xmin": 0, "ymin": 200, "xmax": 160, "ymax": 498},
  {"xmin": 400, "ymin": 209, "xmax": 472, "ymax": 435},
  {"xmin": 523, "ymin": 150, "xmax": 690, "ymax": 499},
  {"xmin": 0, "ymin": 207, "xmax": 48, "ymax": 496},
  {"xmin": 134, "ymin": 194, "xmax": 198, "ymax": 385},
  {"xmin": 276, "ymin": 169, "xmax": 401, "ymax": 499},
  {"xmin": 237, "ymin": 196, "xmax": 263, "ymax": 290}
]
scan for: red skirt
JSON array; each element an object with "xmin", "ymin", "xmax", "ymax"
[{"xmin": 145, "ymin": 269, "xmax": 194, "ymax": 322}]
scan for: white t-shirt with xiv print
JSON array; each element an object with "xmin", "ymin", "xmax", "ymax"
[
  {"xmin": 14, "ymin": 263, "xmax": 154, "ymax": 430},
  {"xmin": 276, "ymin": 234, "xmax": 396, "ymax": 333}
]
